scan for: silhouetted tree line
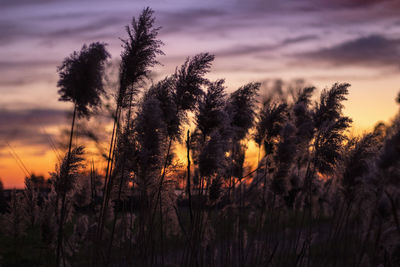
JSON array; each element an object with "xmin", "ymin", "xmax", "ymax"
[{"xmin": 0, "ymin": 7, "xmax": 399, "ymax": 267}]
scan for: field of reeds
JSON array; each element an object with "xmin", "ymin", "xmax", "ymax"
[{"xmin": 0, "ymin": 7, "xmax": 399, "ymax": 267}]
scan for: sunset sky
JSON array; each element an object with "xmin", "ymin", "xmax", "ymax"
[{"xmin": 1, "ymin": 0, "xmax": 400, "ymax": 188}]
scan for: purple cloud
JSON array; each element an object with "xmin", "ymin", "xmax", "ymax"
[{"xmin": 297, "ymin": 35, "xmax": 400, "ymax": 68}]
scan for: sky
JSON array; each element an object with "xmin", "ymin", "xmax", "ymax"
[{"xmin": 1, "ymin": 0, "xmax": 400, "ymax": 188}]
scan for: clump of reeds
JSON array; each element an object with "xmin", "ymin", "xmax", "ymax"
[{"xmin": 1, "ymin": 7, "xmax": 400, "ymax": 267}]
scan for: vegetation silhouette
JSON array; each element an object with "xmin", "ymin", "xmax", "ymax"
[
  {"xmin": 0, "ymin": 7, "xmax": 400, "ymax": 267},
  {"xmin": 57, "ymin": 41, "xmax": 110, "ymax": 266}
]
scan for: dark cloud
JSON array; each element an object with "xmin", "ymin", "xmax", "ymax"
[
  {"xmin": 281, "ymin": 35, "xmax": 319, "ymax": 45},
  {"xmin": 235, "ymin": 0, "xmax": 394, "ymax": 13},
  {"xmin": 0, "ymin": 73, "xmax": 56, "ymax": 87},
  {"xmin": 0, "ymin": 108, "xmax": 67, "ymax": 147},
  {"xmin": 318, "ymin": 0, "xmax": 391, "ymax": 8},
  {"xmin": 0, "ymin": 60, "xmax": 57, "ymax": 71},
  {"xmin": 0, "ymin": 20, "xmax": 27, "ymax": 45},
  {"xmin": 0, "ymin": 60, "xmax": 57, "ymax": 88},
  {"xmin": 0, "ymin": 15, "xmax": 124, "ymax": 46},
  {"xmin": 0, "ymin": 0, "xmax": 52, "ymax": 7},
  {"xmin": 158, "ymin": 8, "xmax": 227, "ymax": 34},
  {"xmin": 297, "ymin": 35, "xmax": 400, "ymax": 68},
  {"xmin": 0, "ymin": 5, "xmax": 228, "ymax": 48},
  {"xmin": 0, "ymin": 109, "xmax": 67, "ymax": 126},
  {"xmin": 234, "ymin": 0, "xmax": 400, "ymax": 28},
  {"xmin": 293, "ymin": 0, "xmax": 386, "ymax": 9},
  {"xmin": 46, "ymin": 17, "xmax": 125, "ymax": 40},
  {"xmin": 216, "ymin": 34, "xmax": 318, "ymax": 58}
]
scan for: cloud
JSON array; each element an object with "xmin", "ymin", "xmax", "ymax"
[
  {"xmin": 297, "ymin": 35, "xmax": 400, "ymax": 69},
  {"xmin": 160, "ymin": 8, "xmax": 227, "ymax": 34},
  {"xmin": 281, "ymin": 35, "xmax": 319, "ymax": 45},
  {"xmin": 0, "ymin": 60, "xmax": 57, "ymax": 71},
  {"xmin": 0, "ymin": 20, "xmax": 29, "ymax": 45},
  {"xmin": 215, "ymin": 34, "xmax": 318, "ymax": 58},
  {"xmin": 0, "ymin": 108, "xmax": 68, "ymax": 148},
  {"xmin": 0, "ymin": 74, "xmax": 55, "ymax": 87},
  {"xmin": 0, "ymin": 109, "xmax": 67, "ymax": 126},
  {"xmin": 319, "ymin": 0, "xmax": 392, "ymax": 8},
  {"xmin": 0, "ymin": 0, "xmax": 51, "ymax": 8},
  {"xmin": 45, "ymin": 17, "xmax": 125, "ymax": 40},
  {"xmin": 0, "ymin": 15, "xmax": 124, "ymax": 46},
  {"xmin": 233, "ymin": 0, "xmax": 396, "ymax": 13}
]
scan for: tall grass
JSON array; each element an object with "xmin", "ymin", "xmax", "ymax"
[{"xmin": 0, "ymin": 7, "xmax": 399, "ymax": 267}]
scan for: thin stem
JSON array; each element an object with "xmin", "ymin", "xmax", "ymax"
[
  {"xmin": 186, "ymin": 130, "xmax": 193, "ymax": 224},
  {"xmin": 56, "ymin": 103, "xmax": 77, "ymax": 267}
]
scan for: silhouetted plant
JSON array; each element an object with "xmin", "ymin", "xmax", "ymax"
[
  {"xmin": 146, "ymin": 77, "xmax": 179, "ymax": 138},
  {"xmin": 253, "ymin": 99, "xmax": 288, "ymax": 209},
  {"xmin": 51, "ymin": 146, "xmax": 85, "ymax": 265},
  {"xmin": 3, "ymin": 9, "xmax": 400, "ymax": 267},
  {"xmin": 52, "ymin": 146, "xmax": 85, "ymax": 198},
  {"xmin": 198, "ymin": 131, "xmax": 230, "ymax": 179},
  {"xmin": 224, "ymin": 83, "xmax": 259, "ymax": 199},
  {"xmin": 191, "ymin": 79, "xmax": 228, "ymax": 204},
  {"xmin": 58, "ymin": 42, "xmax": 110, "ymax": 118},
  {"xmin": 56, "ymin": 41, "xmax": 109, "ymax": 266},
  {"xmin": 22, "ymin": 177, "xmax": 39, "ymax": 229},
  {"xmin": 0, "ymin": 179, "xmax": 6, "ymax": 213},
  {"xmin": 196, "ymin": 79, "xmax": 227, "ymax": 141},
  {"xmin": 173, "ymin": 53, "xmax": 214, "ymax": 112},
  {"xmin": 293, "ymin": 86, "xmax": 315, "ymax": 150},
  {"xmin": 97, "ymin": 8, "xmax": 164, "ymax": 262},
  {"xmin": 312, "ymin": 83, "xmax": 352, "ymax": 175},
  {"xmin": 341, "ymin": 131, "xmax": 383, "ymax": 204},
  {"xmin": 258, "ymin": 101, "xmax": 288, "ymax": 155},
  {"xmin": 375, "ymin": 120, "xmax": 400, "ymax": 236},
  {"xmin": 132, "ymin": 94, "xmax": 167, "ymax": 197},
  {"xmin": 271, "ymin": 123, "xmax": 296, "ymax": 196},
  {"xmin": 226, "ymin": 82, "xmax": 260, "ymax": 141},
  {"xmin": 2, "ymin": 190, "xmax": 25, "ymax": 239},
  {"xmin": 118, "ymin": 7, "xmax": 164, "ymax": 107}
]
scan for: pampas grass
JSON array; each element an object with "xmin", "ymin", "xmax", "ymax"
[{"xmin": 1, "ymin": 8, "xmax": 400, "ymax": 267}]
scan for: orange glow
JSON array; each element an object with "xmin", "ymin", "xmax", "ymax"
[
  {"xmin": 0, "ymin": 138, "xmax": 108, "ymax": 189},
  {"xmin": 0, "ymin": 145, "xmax": 58, "ymax": 188},
  {"xmin": 2, "ymin": 96, "xmax": 398, "ymax": 190}
]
